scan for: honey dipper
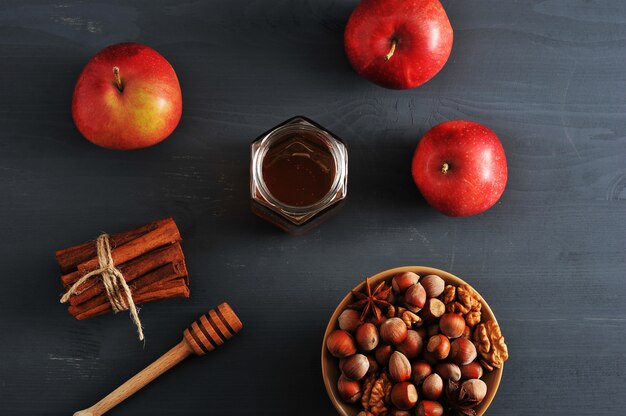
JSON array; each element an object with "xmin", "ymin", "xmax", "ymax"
[{"xmin": 73, "ymin": 303, "xmax": 243, "ymax": 416}]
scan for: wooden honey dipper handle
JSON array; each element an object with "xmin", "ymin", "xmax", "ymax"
[
  {"xmin": 73, "ymin": 303, "xmax": 242, "ymax": 416},
  {"xmin": 73, "ymin": 340, "xmax": 191, "ymax": 416}
]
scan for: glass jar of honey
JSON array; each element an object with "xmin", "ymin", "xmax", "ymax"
[{"xmin": 250, "ymin": 116, "xmax": 348, "ymax": 235}]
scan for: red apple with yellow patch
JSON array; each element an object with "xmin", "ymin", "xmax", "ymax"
[{"xmin": 72, "ymin": 42, "xmax": 182, "ymax": 150}]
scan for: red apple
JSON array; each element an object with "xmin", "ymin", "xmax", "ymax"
[
  {"xmin": 344, "ymin": 0, "xmax": 453, "ymax": 89},
  {"xmin": 72, "ymin": 42, "xmax": 182, "ymax": 150},
  {"xmin": 411, "ymin": 121, "xmax": 507, "ymax": 217}
]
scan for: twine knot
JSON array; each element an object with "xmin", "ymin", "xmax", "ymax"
[{"xmin": 60, "ymin": 234, "xmax": 144, "ymax": 341}]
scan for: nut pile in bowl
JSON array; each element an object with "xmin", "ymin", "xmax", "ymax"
[{"xmin": 322, "ymin": 266, "xmax": 508, "ymax": 416}]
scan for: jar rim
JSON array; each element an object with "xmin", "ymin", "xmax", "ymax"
[
  {"xmin": 255, "ymin": 123, "xmax": 344, "ymax": 212},
  {"xmin": 251, "ymin": 117, "xmax": 348, "ymax": 223}
]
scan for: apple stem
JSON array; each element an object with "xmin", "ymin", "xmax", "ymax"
[
  {"xmin": 441, "ymin": 163, "xmax": 449, "ymax": 174},
  {"xmin": 384, "ymin": 39, "xmax": 397, "ymax": 61},
  {"xmin": 112, "ymin": 66, "xmax": 123, "ymax": 92}
]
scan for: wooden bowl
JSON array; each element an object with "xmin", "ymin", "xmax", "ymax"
[{"xmin": 321, "ymin": 266, "xmax": 504, "ymax": 416}]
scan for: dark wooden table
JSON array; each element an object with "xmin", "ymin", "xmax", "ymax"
[{"xmin": 1, "ymin": 1, "xmax": 624, "ymax": 415}]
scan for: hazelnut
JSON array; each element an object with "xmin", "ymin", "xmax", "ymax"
[
  {"xmin": 434, "ymin": 362, "xmax": 461, "ymax": 381},
  {"xmin": 396, "ymin": 330, "xmax": 423, "ymax": 359},
  {"xmin": 404, "ymin": 283, "xmax": 426, "ymax": 312},
  {"xmin": 420, "ymin": 274, "xmax": 445, "ymax": 298},
  {"xmin": 355, "ymin": 323, "xmax": 379, "ymax": 352},
  {"xmin": 449, "ymin": 338, "xmax": 477, "ymax": 366},
  {"xmin": 415, "ymin": 400, "xmax": 444, "ymax": 416},
  {"xmin": 380, "ymin": 318, "xmax": 408, "ymax": 345},
  {"xmin": 338, "ymin": 309, "xmax": 361, "ymax": 332},
  {"xmin": 341, "ymin": 353, "xmax": 369, "ymax": 380},
  {"xmin": 374, "ymin": 344, "xmax": 393, "ymax": 366},
  {"xmin": 460, "ymin": 361, "xmax": 483, "ymax": 380},
  {"xmin": 366, "ymin": 355, "xmax": 378, "ymax": 374},
  {"xmin": 426, "ymin": 334, "xmax": 450, "ymax": 360},
  {"xmin": 421, "ymin": 373, "xmax": 443, "ymax": 400},
  {"xmin": 420, "ymin": 298, "xmax": 445, "ymax": 322},
  {"xmin": 411, "ymin": 360, "xmax": 432, "ymax": 385},
  {"xmin": 461, "ymin": 379, "xmax": 488, "ymax": 404},
  {"xmin": 392, "ymin": 272, "xmax": 419, "ymax": 294},
  {"xmin": 390, "ymin": 381, "xmax": 418, "ymax": 410},
  {"xmin": 337, "ymin": 375, "xmax": 362, "ymax": 403},
  {"xmin": 439, "ymin": 313, "xmax": 465, "ymax": 338},
  {"xmin": 390, "ymin": 411, "xmax": 411, "ymax": 416},
  {"xmin": 326, "ymin": 330, "xmax": 357, "ymax": 358},
  {"xmin": 461, "ymin": 324, "xmax": 471, "ymax": 339},
  {"xmin": 388, "ymin": 351, "xmax": 412, "ymax": 382}
]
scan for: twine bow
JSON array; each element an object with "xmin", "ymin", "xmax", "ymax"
[{"xmin": 60, "ymin": 234, "xmax": 144, "ymax": 341}]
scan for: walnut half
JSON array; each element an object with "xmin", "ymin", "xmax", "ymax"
[
  {"xmin": 473, "ymin": 320, "xmax": 509, "ymax": 371},
  {"xmin": 401, "ymin": 310, "xmax": 422, "ymax": 329},
  {"xmin": 361, "ymin": 373, "xmax": 391, "ymax": 416}
]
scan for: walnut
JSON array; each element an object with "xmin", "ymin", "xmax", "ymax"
[
  {"xmin": 386, "ymin": 304, "xmax": 396, "ymax": 318},
  {"xmin": 401, "ymin": 310, "xmax": 422, "ymax": 329},
  {"xmin": 362, "ymin": 373, "xmax": 391, "ymax": 416},
  {"xmin": 362, "ymin": 374, "xmax": 375, "ymax": 409},
  {"xmin": 464, "ymin": 310, "xmax": 481, "ymax": 327},
  {"xmin": 457, "ymin": 285, "xmax": 481, "ymax": 311},
  {"xmin": 443, "ymin": 285, "xmax": 456, "ymax": 305},
  {"xmin": 473, "ymin": 320, "xmax": 509, "ymax": 371},
  {"xmin": 443, "ymin": 284, "xmax": 482, "ymax": 326}
]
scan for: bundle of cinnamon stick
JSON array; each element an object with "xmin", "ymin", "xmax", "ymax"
[{"xmin": 56, "ymin": 217, "xmax": 189, "ymax": 320}]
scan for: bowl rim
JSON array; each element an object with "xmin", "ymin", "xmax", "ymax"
[{"xmin": 321, "ymin": 266, "xmax": 504, "ymax": 416}]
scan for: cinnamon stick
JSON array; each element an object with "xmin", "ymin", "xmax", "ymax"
[
  {"xmin": 69, "ymin": 257, "xmax": 187, "ymax": 307},
  {"xmin": 73, "ymin": 280, "xmax": 189, "ymax": 320},
  {"xmin": 63, "ymin": 242, "xmax": 186, "ymax": 304},
  {"xmin": 75, "ymin": 218, "xmax": 180, "ymax": 276},
  {"xmin": 134, "ymin": 277, "xmax": 189, "ymax": 299},
  {"xmin": 55, "ymin": 218, "xmax": 172, "ymax": 274},
  {"xmin": 67, "ymin": 262, "xmax": 187, "ymax": 315}
]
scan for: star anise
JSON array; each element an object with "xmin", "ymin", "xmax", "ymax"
[
  {"xmin": 347, "ymin": 277, "xmax": 392, "ymax": 322},
  {"xmin": 444, "ymin": 379, "xmax": 481, "ymax": 416}
]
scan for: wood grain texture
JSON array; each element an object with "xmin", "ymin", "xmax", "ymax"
[{"xmin": 0, "ymin": 0, "xmax": 624, "ymax": 415}]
